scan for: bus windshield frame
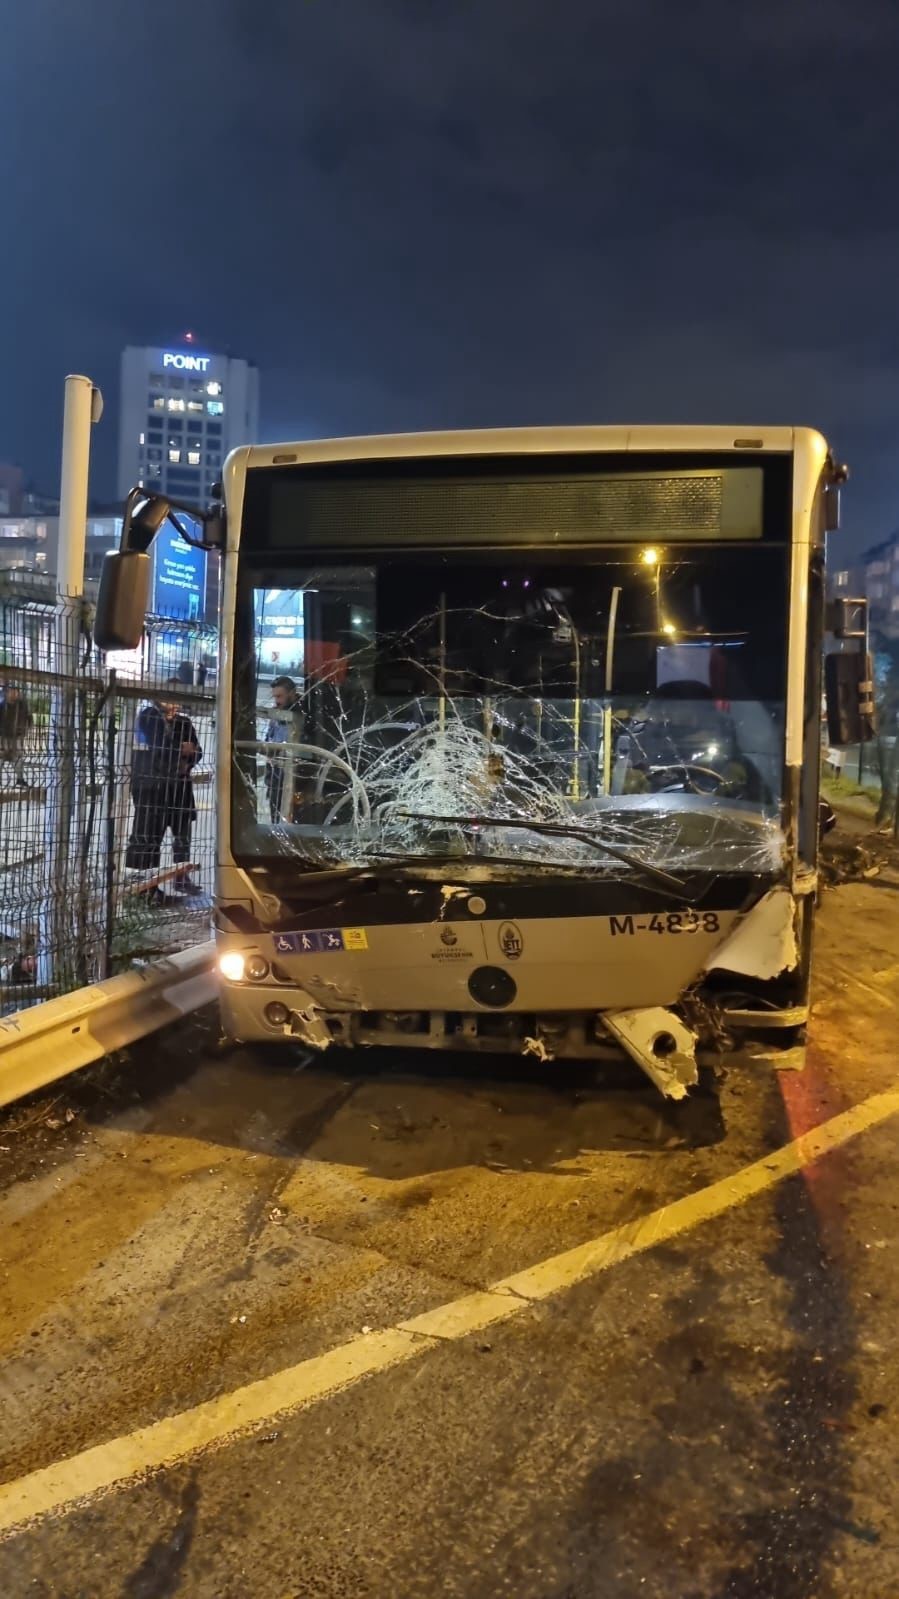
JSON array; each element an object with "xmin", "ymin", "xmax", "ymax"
[{"xmin": 229, "ymin": 451, "xmax": 792, "ymax": 884}]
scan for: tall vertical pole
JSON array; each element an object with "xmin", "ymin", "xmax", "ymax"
[
  {"xmin": 56, "ymin": 376, "xmax": 99, "ymax": 600},
  {"xmin": 437, "ymin": 591, "xmax": 447, "ymax": 733},
  {"xmin": 603, "ymin": 586, "xmax": 621, "ymax": 796},
  {"xmin": 38, "ymin": 376, "xmax": 103, "ymax": 989},
  {"xmin": 103, "ymin": 671, "xmax": 119, "ymax": 979}
]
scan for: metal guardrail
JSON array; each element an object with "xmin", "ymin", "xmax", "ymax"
[{"xmin": 0, "ymin": 942, "xmax": 216, "ymax": 1110}]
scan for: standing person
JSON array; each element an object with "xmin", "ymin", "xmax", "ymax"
[
  {"xmin": 0, "ymin": 685, "xmax": 33, "ymax": 789},
  {"xmin": 165, "ymin": 683, "xmax": 204, "ymax": 892},
  {"xmin": 126, "ymin": 680, "xmax": 203, "ymax": 896},
  {"xmin": 265, "ymin": 675, "xmax": 304, "ymax": 822}
]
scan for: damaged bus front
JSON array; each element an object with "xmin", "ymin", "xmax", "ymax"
[{"xmin": 96, "ymin": 426, "xmax": 865, "ymax": 1097}]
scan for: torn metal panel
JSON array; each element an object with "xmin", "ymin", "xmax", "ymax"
[
  {"xmin": 721, "ymin": 1004, "xmax": 807, "ymax": 1030},
  {"xmin": 522, "ymin": 1035, "xmax": 554, "ymax": 1062},
  {"xmin": 705, "ymin": 888, "xmax": 798, "ymax": 981},
  {"xmin": 601, "ymin": 1007, "xmax": 699, "ymax": 1099},
  {"xmin": 287, "ymin": 1003, "xmax": 333, "ymax": 1051},
  {"xmin": 440, "ymin": 885, "xmax": 471, "ymax": 913},
  {"xmin": 299, "ymin": 974, "xmax": 363, "ymax": 1011}
]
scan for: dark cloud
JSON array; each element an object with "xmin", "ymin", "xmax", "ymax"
[{"xmin": 2, "ymin": 0, "xmax": 898, "ymax": 549}]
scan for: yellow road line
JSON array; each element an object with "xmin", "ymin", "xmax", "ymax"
[{"xmin": 3, "ymin": 1080, "xmax": 899, "ymax": 1539}]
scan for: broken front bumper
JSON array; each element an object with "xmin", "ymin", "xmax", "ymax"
[{"xmin": 218, "ymin": 887, "xmax": 806, "ymax": 1099}]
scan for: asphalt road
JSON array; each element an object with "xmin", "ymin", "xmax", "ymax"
[{"xmin": 1, "ymin": 871, "xmax": 898, "ymax": 1597}]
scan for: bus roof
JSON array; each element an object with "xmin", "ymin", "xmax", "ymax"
[{"xmin": 235, "ymin": 424, "xmax": 828, "ymax": 474}]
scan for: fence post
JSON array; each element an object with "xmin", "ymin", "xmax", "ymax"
[
  {"xmin": 103, "ymin": 670, "xmax": 118, "ymax": 979},
  {"xmin": 113, "ymin": 687, "xmax": 137, "ymax": 931},
  {"xmin": 38, "ymin": 375, "xmax": 103, "ymax": 991}
]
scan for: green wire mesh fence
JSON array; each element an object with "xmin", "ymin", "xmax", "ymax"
[{"xmin": 1, "ymin": 587, "xmax": 217, "ymax": 1016}]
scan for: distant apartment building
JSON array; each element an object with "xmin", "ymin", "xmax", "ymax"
[
  {"xmin": 0, "ymin": 516, "xmax": 121, "ymax": 587},
  {"xmin": 841, "ymin": 533, "xmax": 899, "ymax": 639},
  {"xmin": 0, "ymin": 514, "xmax": 218, "ymax": 629},
  {"xmin": 0, "ymin": 515, "xmax": 52, "ymax": 574},
  {"xmin": 117, "ymin": 338, "xmax": 260, "ymax": 506},
  {"xmin": 0, "ymin": 463, "xmax": 24, "ymax": 516}
]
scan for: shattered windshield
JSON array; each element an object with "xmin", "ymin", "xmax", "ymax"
[{"xmin": 231, "ymin": 540, "xmax": 788, "ymax": 880}]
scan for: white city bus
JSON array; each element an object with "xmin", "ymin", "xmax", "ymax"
[{"xmin": 96, "ymin": 426, "xmax": 865, "ymax": 1097}]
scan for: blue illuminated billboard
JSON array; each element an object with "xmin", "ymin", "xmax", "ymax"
[
  {"xmin": 152, "ymin": 516, "xmax": 207, "ymax": 621},
  {"xmin": 254, "ymin": 586, "xmax": 304, "ymax": 672}
]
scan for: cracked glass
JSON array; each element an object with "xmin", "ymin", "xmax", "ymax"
[{"xmin": 231, "ymin": 539, "xmax": 789, "ymax": 883}]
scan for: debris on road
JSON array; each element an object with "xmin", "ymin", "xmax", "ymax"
[{"xmin": 820, "ymin": 827, "xmax": 899, "ymax": 888}]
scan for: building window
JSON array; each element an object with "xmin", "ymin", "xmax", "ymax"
[
  {"xmin": 148, "ymin": 428, "xmax": 163, "ymax": 445},
  {"xmin": 147, "ymin": 447, "xmax": 162, "ymax": 462},
  {"xmin": 169, "ymin": 448, "xmax": 181, "ymax": 464},
  {"xmin": 166, "ymin": 374, "xmax": 185, "ymax": 389},
  {"xmin": 207, "ymin": 399, "xmax": 224, "ymax": 417},
  {"xmin": 206, "ymin": 380, "xmax": 222, "ymax": 397},
  {"xmin": 151, "ymin": 395, "xmax": 165, "ymax": 410},
  {"xmin": 187, "ymin": 400, "xmax": 204, "ymax": 413},
  {"xmin": 168, "ymin": 397, "xmax": 186, "ymax": 412},
  {"xmin": 187, "ymin": 419, "xmax": 203, "ymax": 435},
  {"xmin": 147, "ymin": 463, "xmax": 162, "ymax": 480},
  {"xmin": 138, "ymin": 431, "xmax": 145, "ymax": 446},
  {"xmin": 206, "ymin": 422, "xmax": 222, "ymax": 438},
  {"xmin": 187, "ymin": 450, "xmax": 201, "ymax": 466},
  {"xmin": 835, "ymin": 570, "xmax": 849, "ymax": 587}
]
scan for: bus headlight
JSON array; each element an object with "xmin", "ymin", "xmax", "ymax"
[
  {"xmin": 246, "ymin": 955, "xmax": 270, "ymax": 982},
  {"xmin": 219, "ymin": 952, "xmax": 246, "ymax": 982}
]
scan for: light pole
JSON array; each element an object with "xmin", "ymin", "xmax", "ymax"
[{"xmin": 38, "ymin": 375, "xmax": 104, "ymax": 990}]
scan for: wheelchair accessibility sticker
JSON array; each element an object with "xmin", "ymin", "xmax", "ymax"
[{"xmin": 274, "ymin": 928, "xmax": 368, "ymax": 955}]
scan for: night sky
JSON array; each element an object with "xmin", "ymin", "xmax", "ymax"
[{"xmin": 3, "ymin": 0, "xmax": 899, "ymax": 554}]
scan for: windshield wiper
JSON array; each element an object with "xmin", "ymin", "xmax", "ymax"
[
  {"xmin": 365, "ymin": 850, "xmax": 641, "ymax": 876},
  {"xmin": 392, "ymin": 812, "xmax": 687, "ymax": 895}
]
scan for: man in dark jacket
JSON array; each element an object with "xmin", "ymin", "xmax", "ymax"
[
  {"xmin": 126, "ymin": 680, "xmax": 203, "ymax": 894},
  {"xmin": 264, "ymin": 675, "xmax": 305, "ymax": 822},
  {"xmin": 0, "ymin": 685, "xmax": 33, "ymax": 788}
]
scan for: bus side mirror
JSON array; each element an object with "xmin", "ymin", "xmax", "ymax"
[
  {"xmin": 94, "ymin": 551, "xmax": 152, "ymax": 651},
  {"xmin": 824, "ymin": 650, "xmax": 876, "ymax": 746}
]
